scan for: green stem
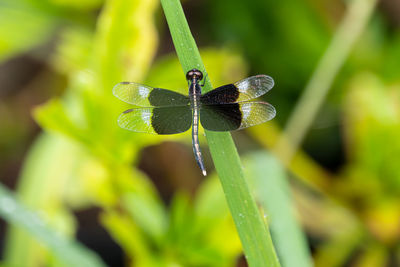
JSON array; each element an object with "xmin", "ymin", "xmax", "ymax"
[
  {"xmin": 159, "ymin": 0, "xmax": 280, "ymax": 266},
  {"xmin": 276, "ymin": 0, "xmax": 378, "ymax": 162}
]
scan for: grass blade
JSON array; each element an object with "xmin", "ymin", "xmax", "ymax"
[
  {"xmin": 159, "ymin": 0, "xmax": 280, "ymax": 266},
  {"xmin": 276, "ymin": 0, "xmax": 378, "ymax": 161},
  {"xmin": 0, "ymin": 183, "xmax": 106, "ymax": 267},
  {"xmin": 245, "ymin": 152, "xmax": 313, "ymax": 267}
]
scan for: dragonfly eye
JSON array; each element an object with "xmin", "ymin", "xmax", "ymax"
[{"xmin": 186, "ymin": 69, "xmax": 203, "ymax": 81}]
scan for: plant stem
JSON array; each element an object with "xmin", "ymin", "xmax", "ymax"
[
  {"xmin": 275, "ymin": 0, "xmax": 378, "ymax": 162},
  {"xmin": 159, "ymin": 0, "xmax": 280, "ymax": 266}
]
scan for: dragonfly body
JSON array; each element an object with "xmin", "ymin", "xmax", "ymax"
[
  {"xmin": 113, "ymin": 69, "xmax": 276, "ymax": 175},
  {"xmin": 187, "ymin": 69, "xmax": 206, "ymax": 175}
]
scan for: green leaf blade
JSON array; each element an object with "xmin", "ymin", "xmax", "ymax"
[
  {"xmin": 0, "ymin": 183, "xmax": 106, "ymax": 267},
  {"xmin": 159, "ymin": 0, "xmax": 280, "ymax": 266},
  {"xmin": 246, "ymin": 152, "xmax": 313, "ymax": 267}
]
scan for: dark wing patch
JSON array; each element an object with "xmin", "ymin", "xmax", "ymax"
[
  {"xmin": 200, "ymin": 103, "xmax": 242, "ymax": 131},
  {"xmin": 200, "ymin": 75, "xmax": 274, "ymax": 104},
  {"xmin": 200, "ymin": 101, "xmax": 276, "ymax": 131},
  {"xmin": 200, "ymin": 84, "xmax": 240, "ymax": 105},
  {"xmin": 148, "ymin": 88, "xmax": 190, "ymax": 106},
  {"xmin": 117, "ymin": 106, "xmax": 192, "ymax": 134},
  {"xmin": 113, "ymin": 82, "xmax": 189, "ymax": 107}
]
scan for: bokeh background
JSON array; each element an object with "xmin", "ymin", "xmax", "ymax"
[{"xmin": 1, "ymin": 0, "xmax": 400, "ymax": 266}]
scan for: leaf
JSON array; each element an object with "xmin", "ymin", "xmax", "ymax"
[
  {"xmin": 122, "ymin": 191, "xmax": 167, "ymax": 243},
  {"xmin": 0, "ymin": 1, "xmax": 57, "ymax": 61},
  {"xmin": 0, "ymin": 183, "xmax": 106, "ymax": 267},
  {"xmin": 34, "ymin": 99, "xmax": 88, "ymax": 143},
  {"xmin": 245, "ymin": 151, "xmax": 313, "ymax": 267},
  {"xmin": 194, "ymin": 176, "xmax": 242, "ymax": 262},
  {"xmin": 92, "ymin": 0, "xmax": 158, "ymax": 91},
  {"xmin": 159, "ymin": 0, "xmax": 280, "ymax": 265},
  {"xmin": 101, "ymin": 211, "xmax": 157, "ymax": 266}
]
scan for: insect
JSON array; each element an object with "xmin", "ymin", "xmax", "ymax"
[{"xmin": 113, "ymin": 69, "xmax": 276, "ymax": 176}]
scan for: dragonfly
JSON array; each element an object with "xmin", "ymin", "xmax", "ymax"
[{"xmin": 113, "ymin": 69, "xmax": 276, "ymax": 176}]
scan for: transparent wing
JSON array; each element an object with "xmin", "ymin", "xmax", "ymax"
[
  {"xmin": 117, "ymin": 106, "xmax": 192, "ymax": 135},
  {"xmin": 200, "ymin": 75, "xmax": 274, "ymax": 105},
  {"xmin": 200, "ymin": 101, "xmax": 276, "ymax": 131},
  {"xmin": 113, "ymin": 82, "xmax": 189, "ymax": 107},
  {"xmin": 235, "ymin": 75, "xmax": 274, "ymax": 102}
]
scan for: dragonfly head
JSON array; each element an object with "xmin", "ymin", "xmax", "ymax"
[{"xmin": 186, "ymin": 69, "xmax": 203, "ymax": 81}]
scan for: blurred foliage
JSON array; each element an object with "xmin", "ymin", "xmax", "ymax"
[
  {"xmin": 0, "ymin": 182, "xmax": 106, "ymax": 267},
  {"xmin": 340, "ymin": 73, "xmax": 400, "ymax": 244},
  {"xmin": 2, "ymin": 0, "xmax": 245, "ymax": 266},
  {"xmin": 1, "ymin": 0, "xmax": 400, "ymax": 266}
]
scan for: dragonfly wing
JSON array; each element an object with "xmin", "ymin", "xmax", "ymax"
[
  {"xmin": 235, "ymin": 75, "xmax": 274, "ymax": 102},
  {"xmin": 200, "ymin": 75, "xmax": 274, "ymax": 104},
  {"xmin": 118, "ymin": 106, "xmax": 192, "ymax": 134},
  {"xmin": 200, "ymin": 101, "xmax": 276, "ymax": 131},
  {"xmin": 113, "ymin": 82, "xmax": 189, "ymax": 107}
]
